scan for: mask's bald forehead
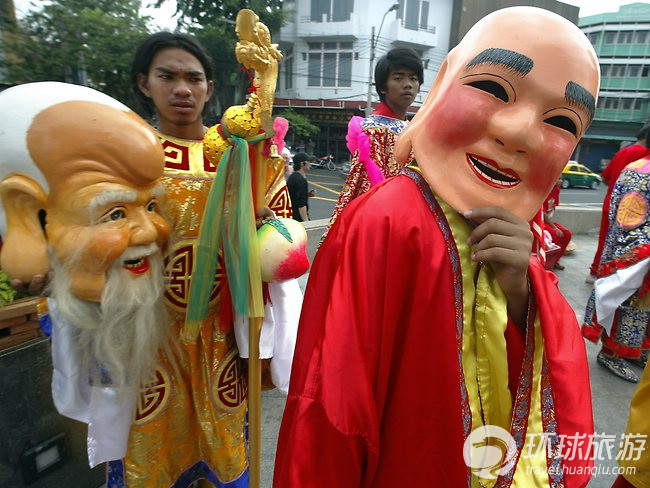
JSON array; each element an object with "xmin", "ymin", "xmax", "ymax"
[{"xmin": 27, "ymin": 101, "xmax": 163, "ymax": 194}]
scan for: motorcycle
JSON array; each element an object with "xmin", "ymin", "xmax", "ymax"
[{"xmin": 312, "ymin": 154, "xmax": 337, "ymax": 171}]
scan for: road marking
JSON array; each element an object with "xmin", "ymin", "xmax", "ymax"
[
  {"xmin": 310, "ymin": 181, "xmax": 343, "ymax": 189},
  {"xmin": 310, "ymin": 181, "xmax": 341, "ymax": 196},
  {"xmin": 312, "ymin": 196, "xmax": 338, "ymax": 202},
  {"xmin": 308, "ymin": 173, "xmax": 342, "ymax": 180}
]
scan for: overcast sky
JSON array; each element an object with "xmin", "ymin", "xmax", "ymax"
[{"xmin": 12, "ymin": 0, "xmax": 648, "ymax": 31}]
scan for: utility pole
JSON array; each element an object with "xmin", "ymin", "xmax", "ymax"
[{"xmin": 365, "ymin": 26, "xmax": 376, "ymax": 116}]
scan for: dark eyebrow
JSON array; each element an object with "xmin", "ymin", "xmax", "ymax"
[
  {"xmin": 465, "ymin": 48, "xmax": 533, "ymax": 76},
  {"xmin": 565, "ymin": 81, "xmax": 595, "ymax": 122},
  {"xmin": 154, "ymin": 66, "xmax": 205, "ymax": 77}
]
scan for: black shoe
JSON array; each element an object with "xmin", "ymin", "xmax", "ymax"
[
  {"xmin": 628, "ymin": 350, "xmax": 648, "ymax": 369},
  {"xmin": 597, "ymin": 351, "xmax": 639, "ymax": 382}
]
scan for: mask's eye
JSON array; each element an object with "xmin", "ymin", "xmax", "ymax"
[
  {"xmin": 466, "ymin": 80, "xmax": 509, "ymax": 102},
  {"xmin": 544, "ymin": 115, "xmax": 577, "ymax": 137},
  {"xmin": 101, "ymin": 209, "xmax": 126, "ymax": 223},
  {"xmin": 146, "ymin": 200, "xmax": 157, "ymax": 212}
]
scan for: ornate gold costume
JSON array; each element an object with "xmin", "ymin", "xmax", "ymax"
[{"xmin": 108, "ymin": 133, "xmax": 291, "ymax": 487}]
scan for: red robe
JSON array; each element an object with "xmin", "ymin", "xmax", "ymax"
[{"xmin": 274, "ymin": 171, "xmax": 593, "ymax": 487}]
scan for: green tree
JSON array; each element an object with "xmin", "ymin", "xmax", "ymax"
[
  {"xmin": 278, "ymin": 107, "xmax": 319, "ymax": 144},
  {"xmin": 1, "ymin": 0, "xmax": 151, "ymax": 108},
  {"xmin": 159, "ymin": 0, "xmax": 285, "ymax": 116}
]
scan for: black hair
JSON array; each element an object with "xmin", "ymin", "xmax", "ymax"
[
  {"xmin": 374, "ymin": 47, "xmax": 424, "ymax": 102},
  {"xmin": 131, "ymin": 32, "xmax": 215, "ymax": 118},
  {"xmin": 293, "ymin": 152, "xmax": 313, "ymax": 172},
  {"xmin": 636, "ymin": 124, "xmax": 650, "ymax": 145}
]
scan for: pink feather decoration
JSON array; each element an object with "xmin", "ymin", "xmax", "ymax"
[
  {"xmin": 273, "ymin": 117, "xmax": 289, "ymax": 154},
  {"xmin": 346, "ymin": 116, "xmax": 384, "ymax": 186},
  {"xmin": 263, "ymin": 116, "xmax": 289, "ymax": 157}
]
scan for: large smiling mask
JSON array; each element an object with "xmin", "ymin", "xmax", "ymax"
[
  {"xmin": 0, "ymin": 82, "xmax": 169, "ymax": 302},
  {"xmin": 395, "ymin": 7, "xmax": 600, "ymax": 221}
]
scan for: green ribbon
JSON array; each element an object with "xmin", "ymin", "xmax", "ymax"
[{"xmin": 184, "ymin": 130, "xmax": 267, "ymax": 339}]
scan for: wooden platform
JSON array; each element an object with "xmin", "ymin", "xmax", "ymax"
[{"xmin": 0, "ymin": 297, "xmax": 44, "ymax": 351}]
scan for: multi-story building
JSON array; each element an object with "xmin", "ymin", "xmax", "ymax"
[
  {"xmin": 449, "ymin": 0, "xmax": 578, "ymax": 48},
  {"xmin": 276, "ymin": 0, "xmax": 453, "ymax": 160},
  {"xmin": 577, "ymin": 3, "xmax": 650, "ymax": 171}
]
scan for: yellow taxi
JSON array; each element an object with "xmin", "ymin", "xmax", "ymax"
[{"xmin": 561, "ymin": 161, "xmax": 602, "ymax": 189}]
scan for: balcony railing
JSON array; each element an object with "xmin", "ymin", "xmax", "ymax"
[{"xmin": 400, "ymin": 19, "xmax": 436, "ymax": 34}]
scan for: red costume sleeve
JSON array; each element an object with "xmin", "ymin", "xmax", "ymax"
[
  {"xmin": 529, "ymin": 259, "xmax": 595, "ymax": 488},
  {"xmin": 274, "ymin": 176, "xmax": 468, "ymax": 486},
  {"xmin": 273, "ymin": 186, "xmax": 394, "ymax": 486}
]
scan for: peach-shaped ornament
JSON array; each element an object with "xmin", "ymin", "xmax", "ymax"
[{"xmin": 257, "ymin": 218, "xmax": 309, "ymax": 282}]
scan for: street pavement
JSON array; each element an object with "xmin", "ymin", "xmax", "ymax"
[{"xmin": 260, "ymin": 228, "xmax": 643, "ymax": 487}]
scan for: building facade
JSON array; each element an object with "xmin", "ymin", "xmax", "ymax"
[
  {"xmin": 448, "ymin": 0, "xmax": 578, "ymax": 48},
  {"xmin": 276, "ymin": 0, "xmax": 453, "ymax": 161},
  {"xmin": 578, "ymin": 3, "xmax": 650, "ymax": 171}
]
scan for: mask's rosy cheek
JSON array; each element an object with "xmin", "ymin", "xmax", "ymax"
[
  {"xmin": 80, "ymin": 228, "xmax": 131, "ymax": 272},
  {"xmin": 527, "ymin": 131, "xmax": 577, "ymax": 194},
  {"xmin": 153, "ymin": 216, "xmax": 170, "ymax": 246},
  {"xmin": 425, "ymin": 85, "xmax": 494, "ymax": 147}
]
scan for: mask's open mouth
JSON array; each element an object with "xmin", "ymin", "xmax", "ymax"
[
  {"xmin": 467, "ymin": 153, "xmax": 521, "ymax": 189},
  {"xmin": 123, "ymin": 256, "xmax": 150, "ymax": 275}
]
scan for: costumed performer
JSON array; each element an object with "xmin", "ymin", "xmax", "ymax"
[
  {"xmin": 582, "ymin": 157, "xmax": 650, "ymax": 383},
  {"xmin": 274, "ymin": 7, "xmax": 599, "ymax": 487},
  {"xmin": 326, "ymin": 47, "xmax": 423, "ymax": 234},
  {"xmin": 587, "ymin": 125, "xmax": 649, "ymax": 283},
  {"xmin": 543, "ymin": 177, "xmax": 573, "ymax": 271},
  {"xmin": 120, "ymin": 24, "xmax": 303, "ymax": 487}
]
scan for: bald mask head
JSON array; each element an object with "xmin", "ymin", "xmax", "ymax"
[{"xmin": 395, "ymin": 7, "xmax": 600, "ymax": 220}]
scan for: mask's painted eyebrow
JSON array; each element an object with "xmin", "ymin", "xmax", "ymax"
[
  {"xmin": 465, "ymin": 48, "xmax": 533, "ymax": 76},
  {"xmin": 565, "ymin": 81, "xmax": 595, "ymax": 122}
]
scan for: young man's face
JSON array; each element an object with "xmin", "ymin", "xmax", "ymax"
[
  {"xmin": 384, "ymin": 67, "xmax": 420, "ymax": 114},
  {"xmin": 137, "ymin": 47, "xmax": 214, "ymax": 135}
]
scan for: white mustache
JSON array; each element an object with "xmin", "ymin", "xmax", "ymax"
[{"xmin": 120, "ymin": 243, "xmax": 159, "ymax": 262}]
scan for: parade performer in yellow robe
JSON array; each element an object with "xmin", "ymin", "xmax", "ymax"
[{"xmin": 108, "ymin": 23, "xmax": 299, "ymax": 487}]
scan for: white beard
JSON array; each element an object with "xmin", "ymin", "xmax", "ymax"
[{"xmin": 49, "ymin": 243, "xmax": 170, "ymax": 387}]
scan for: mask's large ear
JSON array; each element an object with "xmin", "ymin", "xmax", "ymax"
[{"xmin": 0, "ymin": 175, "xmax": 49, "ymax": 282}]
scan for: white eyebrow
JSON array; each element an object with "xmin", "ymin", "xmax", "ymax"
[
  {"xmin": 89, "ymin": 189, "xmax": 137, "ymax": 214},
  {"xmin": 151, "ymin": 184, "xmax": 165, "ymax": 198},
  {"xmin": 88, "ymin": 184, "xmax": 165, "ymax": 217}
]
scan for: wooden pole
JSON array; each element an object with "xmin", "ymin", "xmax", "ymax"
[{"xmin": 248, "ymin": 316, "xmax": 263, "ymax": 488}]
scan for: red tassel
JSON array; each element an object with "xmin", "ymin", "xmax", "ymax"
[{"xmin": 241, "ymin": 66, "xmax": 258, "ymax": 93}]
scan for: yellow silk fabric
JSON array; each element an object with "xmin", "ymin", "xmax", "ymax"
[
  {"xmin": 439, "ymin": 197, "xmax": 549, "ymax": 488},
  {"xmin": 618, "ymin": 361, "xmax": 650, "ymax": 486}
]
